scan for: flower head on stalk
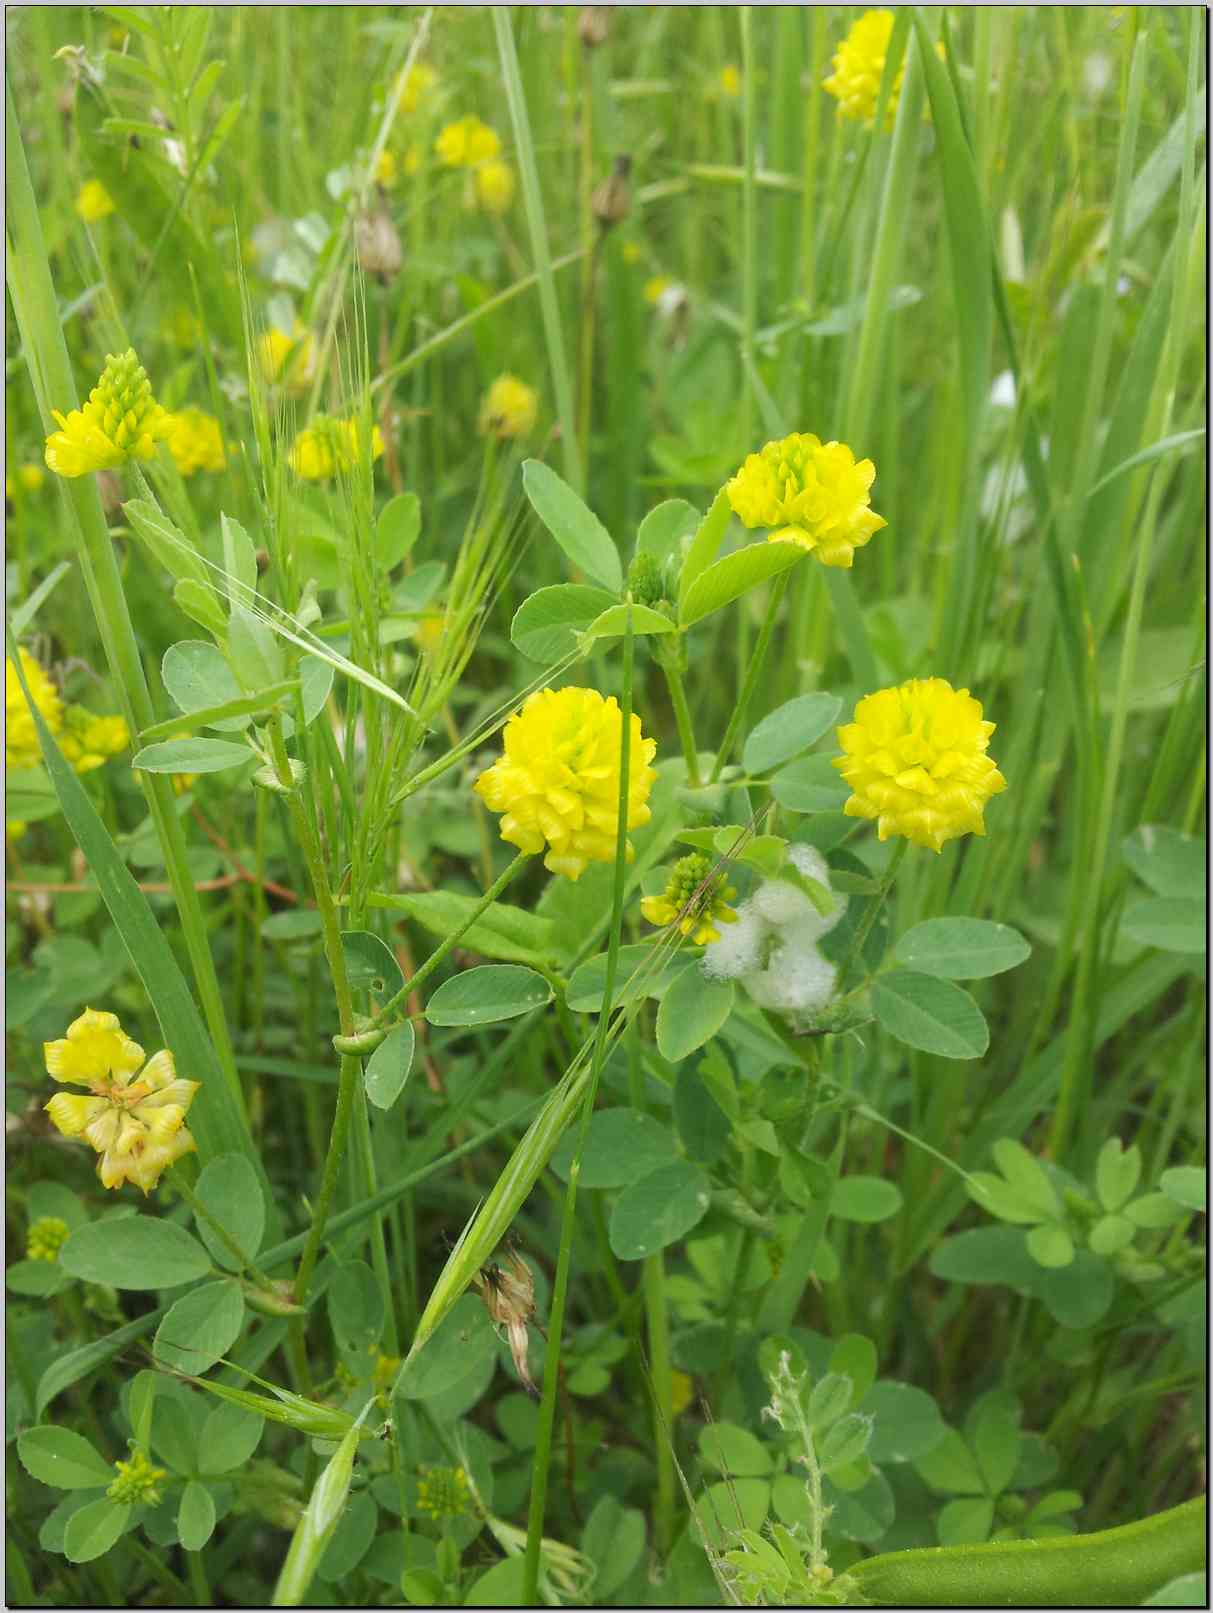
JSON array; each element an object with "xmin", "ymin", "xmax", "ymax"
[
  {"xmin": 823, "ymin": 9, "xmax": 904, "ymax": 127},
  {"xmin": 6, "ymin": 649, "xmax": 64, "ymax": 770},
  {"xmin": 478, "ymin": 375, "xmax": 537, "ymax": 439},
  {"xmin": 167, "ymin": 407, "xmax": 226, "ymax": 476},
  {"xmin": 44, "ymin": 349, "xmax": 173, "ymax": 479},
  {"xmin": 641, "ymin": 853, "xmax": 739, "ymax": 946},
  {"xmin": 727, "ymin": 432, "xmax": 886, "ymax": 569},
  {"xmin": 474, "ymin": 687, "xmax": 657, "ymax": 881},
  {"xmin": 43, "ymin": 1008, "xmax": 199, "ymax": 1193},
  {"xmin": 833, "ymin": 678, "xmax": 1007, "ymax": 851},
  {"xmin": 288, "ymin": 415, "xmax": 384, "ymax": 480}
]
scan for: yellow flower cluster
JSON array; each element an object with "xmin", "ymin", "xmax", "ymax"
[
  {"xmin": 641, "ymin": 853, "xmax": 739, "ymax": 946},
  {"xmin": 397, "ymin": 61, "xmax": 439, "ymax": 115},
  {"xmin": 107, "ymin": 1448, "xmax": 167, "ymax": 1507},
  {"xmin": 727, "ymin": 432, "xmax": 886, "ymax": 569},
  {"xmin": 416, "ymin": 1464, "xmax": 471, "ymax": 1520},
  {"xmin": 718, "ymin": 64, "xmax": 742, "ymax": 99},
  {"xmin": 44, "ymin": 349, "xmax": 173, "ymax": 479},
  {"xmin": 7, "ymin": 464, "xmax": 45, "ymax": 498},
  {"xmin": 27, "ymin": 1216, "xmax": 70, "ymax": 1263},
  {"xmin": 475, "ymin": 687, "xmax": 657, "ymax": 881},
  {"xmin": 75, "ymin": 179, "xmax": 115, "ymax": 222},
  {"xmin": 6, "ymin": 649, "xmax": 129, "ymax": 775},
  {"xmin": 257, "ymin": 323, "xmax": 317, "ymax": 396},
  {"xmin": 43, "ymin": 1008, "xmax": 200, "ymax": 1194},
  {"xmin": 823, "ymin": 9, "xmax": 903, "ymax": 127},
  {"xmin": 435, "ymin": 116, "xmax": 515, "ymax": 215},
  {"xmin": 833, "ymin": 678, "xmax": 1007, "ymax": 852},
  {"xmin": 289, "ymin": 415, "xmax": 385, "ymax": 480},
  {"xmin": 478, "ymin": 374, "xmax": 538, "ymax": 440},
  {"xmin": 167, "ymin": 407, "xmax": 226, "ymax": 477}
]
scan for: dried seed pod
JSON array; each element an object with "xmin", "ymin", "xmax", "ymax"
[
  {"xmin": 591, "ymin": 155, "xmax": 632, "ymax": 230},
  {"xmin": 355, "ymin": 208, "xmax": 403, "ymax": 281},
  {"xmin": 578, "ymin": 6, "xmax": 610, "ymax": 48}
]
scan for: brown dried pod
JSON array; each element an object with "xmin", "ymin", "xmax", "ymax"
[
  {"xmin": 591, "ymin": 154, "xmax": 632, "ymax": 230},
  {"xmin": 355, "ymin": 208, "xmax": 403, "ymax": 281},
  {"xmin": 578, "ymin": 6, "xmax": 611, "ymax": 49}
]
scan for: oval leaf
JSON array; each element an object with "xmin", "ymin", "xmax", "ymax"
[
  {"xmin": 679, "ymin": 540, "xmax": 804, "ymax": 629},
  {"xmin": 636, "ymin": 499, "xmax": 700, "ymax": 566},
  {"xmin": 194, "ymin": 1153, "xmax": 266, "ymax": 1272},
  {"xmin": 424, "ymin": 964, "xmax": 552, "ymax": 1026},
  {"xmin": 894, "ymin": 919, "xmax": 1031, "ymax": 980},
  {"xmin": 341, "ymin": 930, "xmax": 405, "ymax": 1000},
  {"xmin": 1121, "ymin": 825, "xmax": 1206, "ymax": 898},
  {"xmin": 63, "ymin": 1499, "xmax": 129, "ymax": 1564},
  {"xmin": 162, "ymin": 641, "xmax": 247, "ymax": 731},
  {"xmin": 583, "ymin": 603, "xmax": 676, "ymax": 642},
  {"xmin": 1122, "ymin": 898, "xmax": 1206, "ymax": 955},
  {"xmin": 656, "ymin": 965, "xmax": 734, "ymax": 1062},
  {"xmin": 511, "ymin": 584, "xmax": 617, "ymax": 663},
  {"xmin": 59, "ymin": 1217, "xmax": 212, "ymax": 1290},
  {"xmin": 743, "ymin": 694, "xmax": 843, "ymax": 776},
  {"xmin": 365, "ymin": 1023, "xmax": 416, "ymax": 1110},
  {"xmin": 18, "ymin": 1426, "xmax": 112, "ymax": 1490},
  {"xmin": 132, "ymin": 738, "xmax": 252, "ymax": 774},
  {"xmin": 873, "ymin": 971, "xmax": 989, "ymax": 1059},
  {"xmin": 549, "ymin": 1107, "xmax": 679, "ymax": 1189},
  {"xmin": 153, "ymin": 1278, "xmax": 245, "ymax": 1373},
  {"xmin": 522, "ymin": 460, "xmax": 622, "ymax": 593},
  {"xmin": 178, "ymin": 1479, "xmax": 217, "ymax": 1552},
  {"xmin": 609, "ymin": 1160, "xmax": 712, "ymax": 1260}
]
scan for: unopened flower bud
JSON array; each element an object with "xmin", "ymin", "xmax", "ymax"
[
  {"xmin": 355, "ymin": 208, "xmax": 403, "ymax": 281},
  {"xmin": 592, "ymin": 155, "xmax": 632, "ymax": 230},
  {"xmin": 627, "ymin": 549, "xmax": 664, "ymax": 607},
  {"xmin": 578, "ymin": 6, "xmax": 611, "ymax": 48}
]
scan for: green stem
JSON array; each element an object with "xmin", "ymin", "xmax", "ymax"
[
  {"xmin": 739, "ymin": 5, "xmax": 757, "ymax": 450},
  {"xmin": 848, "ymin": 1496, "xmax": 1206, "ymax": 1608},
  {"xmin": 523, "ymin": 611, "xmax": 636, "ymax": 1602},
  {"xmin": 710, "ymin": 569, "xmax": 791, "ymax": 783},
  {"xmin": 657, "ymin": 645, "xmax": 701, "ymax": 786},
  {"xmin": 186, "ymin": 1547, "xmax": 211, "ymax": 1607},
  {"xmin": 368, "ymin": 851, "xmax": 532, "ymax": 1029},
  {"xmin": 170, "ymin": 1169, "xmax": 276, "ymax": 1292},
  {"xmin": 838, "ymin": 839, "xmax": 907, "ymax": 989}
]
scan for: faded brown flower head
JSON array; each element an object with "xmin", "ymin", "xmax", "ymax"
[{"xmin": 473, "ymin": 1243, "xmax": 539, "ymax": 1398}]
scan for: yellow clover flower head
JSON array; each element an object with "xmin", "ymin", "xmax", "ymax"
[
  {"xmin": 474, "ymin": 687, "xmax": 658, "ymax": 881},
  {"xmin": 167, "ymin": 407, "xmax": 226, "ymax": 477},
  {"xmin": 823, "ymin": 9, "xmax": 903, "ymax": 128},
  {"xmin": 727, "ymin": 431, "xmax": 886, "ymax": 569},
  {"xmin": 44, "ymin": 349, "xmax": 173, "ymax": 479},
  {"xmin": 416, "ymin": 1464, "xmax": 471, "ymax": 1520},
  {"xmin": 43, "ymin": 1008, "xmax": 200, "ymax": 1194},
  {"xmin": 75, "ymin": 179, "xmax": 115, "ymax": 223},
  {"xmin": 257, "ymin": 322, "xmax": 317, "ymax": 395},
  {"xmin": 396, "ymin": 61, "xmax": 439, "ymax": 116},
  {"xmin": 435, "ymin": 115, "xmax": 501, "ymax": 168},
  {"xmin": 107, "ymin": 1447, "xmax": 167, "ymax": 1508},
  {"xmin": 833, "ymin": 678, "xmax": 1007, "ymax": 852},
  {"xmin": 474, "ymin": 157, "xmax": 516, "ymax": 215},
  {"xmin": 6, "ymin": 649, "xmax": 64, "ymax": 770},
  {"xmin": 718, "ymin": 64, "xmax": 742, "ymax": 99},
  {"xmin": 288, "ymin": 415, "xmax": 385, "ymax": 480},
  {"xmin": 641, "ymin": 853, "xmax": 739, "ymax": 946},
  {"xmin": 27, "ymin": 1216, "xmax": 70, "ymax": 1263},
  {"xmin": 478, "ymin": 375, "xmax": 538, "ymax": 440},
  {"xmin": 7, "ymin": 464, "xmax": 46, "ymax": 497},
  {"xmin": 58, "ymin": 708, "xmax": 131, "ymax": 775}
]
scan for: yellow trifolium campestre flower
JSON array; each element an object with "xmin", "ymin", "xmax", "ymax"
[
  {"xmin": 396, "ymin": 61, "xmax": 439, "ymax": 115},
  {"xmin": 44, "ymin": 349, "xmax": 173, "ymax": 478},
  {"xmin": 718, "ymin": 64, "xmax": 742, "ymax": 99},
  {"xmin": 288, "ymin": 415, "xmax": 385, "ymax": 480},
  {"xmin": 257, "ymin": 322, "xmax": 317, "ymax": 395},
  {"xmin": 474, "ymin": 157, "xmax": 516, "ymax": 215},
  {"xmin": 6, "ymin": 649, "xmax": 64, "ymax": 770},
  {"xmin": 43, "ymin": 1008, "xmax": 200, "ymax": 1194},
  {"xmin": 478, "ymin": 374, "xmax": 538, "ymax": 440},
  {"xmin": 75, "ymin": 179, "xmax": 115, "ymax": 222},
  {"xmin": 833, "ymin": 678, "xmax": 1007, "ymax": 852},
  {"xmin": 475, "ymin": 687, "xmax": 657, "ymax": 881},
  {"xmin": 823, "ymin": 9, "xmax": 903, "ymax": 128},
  {"xmin": 27, "ymin": 1216, "xmax": 70, "ymax": 1263},
  {"xmin": 166, "ymin": 407, "xmax": 226, "ymax": 476},
  {"xmin": 58, "ymin": 708, "xmax": 131, "ymax": 775},
  {"xmin": 416, "ymin": 1465, "xmax": 471, "ymax": 1520},
  {"xmin": 727, "ymin": 431, "xmax": 886, "ymax": 569},
  {"xmin": 107, "ymin": 1448, "xmax": 167, "ymax": 1508},
  {"xmin": 7, "ymin": 464, "xmax": 46, "ymax": 497},
  {"xmin": 435, "ymin": 114, "xmax": 501, "ymax": 168},
  {"xmin": 641, "ymin": 853, "xmax": 739, "ymax": 946}
]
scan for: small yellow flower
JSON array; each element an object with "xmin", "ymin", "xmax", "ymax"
[
  {"xmin": 107, "ymin": 1447, "xmax": 167, "ymax": 1507},
  {"xmin": 435, "ymin": 115, "xmax": 501, "ymax": 169},
  {"xmin": 641, "ymin": 853, "xmax": 739, "ymax": 946},
  {"xmin": 718, "ymin": 64, "xmax": 742, "ymax": 99},
  {"xmin": 7, "ymin": 464, "xmax": 46, "ymax": 498},
  {"xmin": 257, "ymin": 323, "xmax": 317, "ymax": 395},
  {"xmin": 288, "ymin": 415, "xmax": 384, "ymax": 480},
  {"xmin": 644, "ymin": 274, "xmax": 673, "ymax": 306},
  {"xmin": 727, "ymin": 431, "xmax": 887, "ymax": 569},
  {"xmin": 75, "ymin": 179, "xmax": 115, "ymax": 222},
  {"xmin": 7, "ymin": 819, "xmax": 28, "ymax": 841},
  {"xmin": 44, "ymin": 349, "xmax": 173, "ymax": 479},
  {"xmin": 6, "ymin": 649, "xmax": 64, "ymax": 770},
  {"xmin": 375, "ymin": 147, "xmax": 398, "ymax": 187},
  {"xmin": 475, "ymin": 687, "xmax": 657, "ymax": 881},
  {"xmin": 478, "ymin": 375, "xmax": 538, "ymax": 440},
  {"xmin": 396, "ymin": 61, "xmax": 439, "ymax": 116},
  {"xmin": 671, "ymin": 1370, "xmax": 695, "ymax": 1417},
  {"xmin": 167, "ymin": 407, "xmax": 226, "ymax": 476},
  {"xmin": 27, "ymin": 1216, "xmax": 70, "ymax": 1263},
  {"xmin": 43, "ymin": 1008, "xmax": 200, "ymax": 1194},
  {"xmin": 823, "ymin": 9, "xmax": 903, "ymax": 127},
  {"xmin": 474, "ymin": 157, "xmax": 516, "ymax": 214},
  {"xmin": 833, "ymin": 678, "xmax": 1007, "ymax": 852},
  {"xmin": 416, "ymin": 1464, "xmax": 471, "ymax": 1520},
  {"xmin": 621, "ymin": 240, "xmax": 642, "ymax": 266},
  {"xmin": 58, "ymin": 708, "xmax": 131, "ymax": 775},
  {"xmin": 415, "ymin": 611, "xmax": 446, "ymax": 654}
]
